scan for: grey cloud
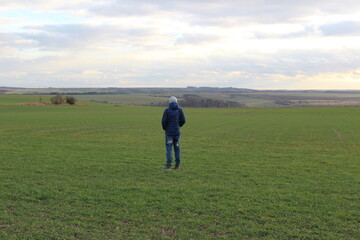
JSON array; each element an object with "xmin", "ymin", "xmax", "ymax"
[
  {"xmin": 16, "ymin": 24, "xmax": 154, "ymax": 50},
  {"xmin": 320, "ymin": 21, "xmax": 360, "ymax": 36},
  {"xmin": 253, "ymin": 26, "xmax": 318, "ymax": 40},
  {"xmin": 175, "ymin": 33, "xmax": 222, "ymax": 45},
  {"xmin": 0, "ymin": 0, "xmax": 97, "ymax": 11},
  {"xmin": 2, "ymin": 47, "xmax": 360, "ymax": 88},
  {"xmin": 87, "ymin": 0, "xmax": 160, "ymax": 17},
  {"xmin": 5, "ymin": 23, "xmax": 222, "ymax": 52},
  {"xmin": 88, "ymin": 0, "xmax": 360, "ymax": 25},
  {"xmin": 281, "ymin": 27, "xmax": 316, "ymax": 38},
  {"xmin": 3, "ymin": 0, "xmax": 360, "ymax": 26},
  {"xmin": 0, "ymin": 57, "xmax": 23, "ymax": 72},
  {"xmin": 0, "ymin": 33, "xmax": 17, "ymax": 46},
  {"xmin": 0, "ymin": 55, "xmax": 62, "ymax": 72},
  {"xmin": 0, "ymin": 32, "xmax": 36, "ymax": 48},
  {"xmin": 121, "ymin": 49, "xmax": 360, "ymax": 87},
  {"xmin": 207, "ymin": 48, "xmax": 360, "ymax": 77},
  {"xmin": 96, "ymin": 48, "xmax": 360, "ymax": 86},
  {"xmin": 89, "ymin": 0, "xmax": 286, "ymax": 23},
  {"xmin": 0, "ymin": 0, "xmax": 43, "ymax": 8}
]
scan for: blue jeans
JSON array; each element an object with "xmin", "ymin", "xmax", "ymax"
[{"xmin": 165, "ymin": 135, "xmax": 180, "ymax": 165}]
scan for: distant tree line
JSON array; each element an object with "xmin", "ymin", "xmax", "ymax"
[
  {"xmin": 275, "ymin": 100, "xmax": 293, "ymax": 106},
  {"xmin": 179, "ymin": 94, "xmax": 246, "ymax": 108},
  {"xmin": 49, "ymin": 92, "xmax": 103, "ymax": 95}
]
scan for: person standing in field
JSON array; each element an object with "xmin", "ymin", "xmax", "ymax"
[{"xmin": 161, "ymin": 96, "xmax": 186, "ymax": 170}]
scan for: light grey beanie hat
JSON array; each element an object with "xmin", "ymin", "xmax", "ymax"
[{"xmin": 169, "ymin": 96, "xmax": 177, "ymax": 103}]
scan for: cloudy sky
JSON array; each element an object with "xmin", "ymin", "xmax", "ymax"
[{"xmin": 1, "ymin": 0, "xmax": 360, "ymax": 89}]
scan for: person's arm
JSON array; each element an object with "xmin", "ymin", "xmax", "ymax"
[
  {"xmin": 162, "ymin": 110, "xmax": 168, "ymax": 131},
  {"xmin": 179, "ymin": 109, "xmax": 186, "ymax": 127}
]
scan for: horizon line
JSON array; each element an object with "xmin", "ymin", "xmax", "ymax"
[{"xmin": 2, "ymin": 86, "xmax": 360, "ymax": 92}]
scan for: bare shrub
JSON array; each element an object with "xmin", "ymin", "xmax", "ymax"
[
  {"xmin": 50, "ymin": 94, "xmax": 65, "ymax": 105},
  {"xmin": 65, "ymin": 96, "xmax": 77, "ymax": 105}
]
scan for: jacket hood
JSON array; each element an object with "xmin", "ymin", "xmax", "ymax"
[{"xmin": 169, "ymin": 102, "xmax": 179, "ymax": 110}]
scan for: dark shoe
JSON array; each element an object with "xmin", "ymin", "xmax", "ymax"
[
  {"xmin": 174, "ymin": 164, "xmax": 180, "ymax": 170},
  {"xmin": 161, "ymin": 164, "xmax": 172, "ymax": 170}
]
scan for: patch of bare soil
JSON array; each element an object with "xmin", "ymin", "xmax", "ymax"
[{"xmin": 14, "ymin": 102, "xmax": 50, "ymax": 106}]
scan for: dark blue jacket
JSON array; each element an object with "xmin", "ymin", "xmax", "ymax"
[{"xmin": 162, "ymin": 102, "xmax": 186, "ymax": 136}]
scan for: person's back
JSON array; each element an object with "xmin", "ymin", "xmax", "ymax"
[
  {"xmin": 161, "ymin": 96, "xmax": 185, "ymax": 170},
  {"xmin": 162, "ymin": 102, "xmax": 185, "ymax": 136}
]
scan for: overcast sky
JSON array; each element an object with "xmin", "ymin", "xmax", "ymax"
[{"xmin": 1, "ymin": 0, "xmax": 360, "ymax": 89}]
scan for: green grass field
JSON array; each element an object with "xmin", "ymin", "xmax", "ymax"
[
  {"xmin": 0, "ymin": 95, "xmax": 46, "ymax": 104},
  {"xmin": 73, "ymin": 94, "xmax": 169, "ymax": 105},
  {"xmin": 1, "ymin": 96, "xmax": 360, "ymax": 239}
]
